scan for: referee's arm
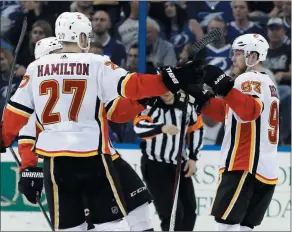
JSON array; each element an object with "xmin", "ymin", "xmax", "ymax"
[
  {"xmin": 187, "ymin": 113, "xmax": 204, "ymax": 161},
  {"xmin": 133, "ymin": 114, "xmax": 164, "ymax": 140}
]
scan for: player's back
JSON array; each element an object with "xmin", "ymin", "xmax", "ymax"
[
  {"xmin": 221, "ymin": 71, "xmax": 279, "ymax": 183},
  {"xmin": 30, "ymin": 53, "xmax": 115, "ymax": 157}
]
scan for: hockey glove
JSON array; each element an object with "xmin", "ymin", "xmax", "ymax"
[
  {"xmin": 160, "ymin": 61, "xmax": 204, "ymax": 94},
  {"xmin": 202, "ymin": 65, "xmax": 234, "ymax": 96},
  {"xmin": 189, "ymin": 87, "xmax": 215, "ymax": 113},
  {"xmin": 18, "ymin": 166, "xmax": 44, "ymax": 204},
  {"xmin": 0, "ymin": 122, "xmax": 6, "ymax": 153}
]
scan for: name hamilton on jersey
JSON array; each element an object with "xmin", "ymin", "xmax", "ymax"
[{"xmin": 37, "ymin": 63, "xmax": 90, "ymax": 77}]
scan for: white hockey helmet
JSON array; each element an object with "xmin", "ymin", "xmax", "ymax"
[
  {"xmin": 231, "ymin": 34, "xmax": 269, "ymax": 67},
  {"xmin": 34, "ymin": 37, "xmax": 62, "ymax": 59},
  {"xmin": 55, "ymin": 12, "xmax": 92, "ymax": 51}
]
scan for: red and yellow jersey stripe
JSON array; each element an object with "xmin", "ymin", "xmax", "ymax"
[
  {"xmin": 105, "ymin": 97, "xmax": 145, "ymax": 123},
  {"xmin": 2, "ymin": 101, "xmax": 33, "ymax": 147},
  {"xmin": 117, "ymin": 73, "xmax": 168, "ymax": 100}
]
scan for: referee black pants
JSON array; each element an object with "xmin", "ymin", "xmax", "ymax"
[{"xmin": 141, "ymin": 155, "xmax": 197, "ymax": 231}]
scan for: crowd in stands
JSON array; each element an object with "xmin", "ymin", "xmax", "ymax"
[{"xmin": 1, "ymin": 1, "xmax": 291, "ymax": 145}]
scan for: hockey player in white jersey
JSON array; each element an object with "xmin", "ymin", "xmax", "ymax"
[
  {"xmin": 0, "ymin": 12, "xmax": 203, "ymax": 231},
  {"xmin": 18, "ymin": 37, "xmax": 62, "ymax": 168},
  {"xmin": 18, "ymin": 36, "xmax": 154, "ymax": 231},
  {"xmin": 187, "ymin": 34, "xmax": 279, "ymax": 231}
]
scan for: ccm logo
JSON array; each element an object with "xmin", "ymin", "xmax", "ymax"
[
  {"xmin": 130, "ymin": 186, "xmax": 146, "ymax": 197},
  {"xmin": 166, "ymin": 67, "xmax": 179, "ymax": 84},
  {"xmin": 214, "ymin": 74, "xmax": 226, "ymax": 84}
]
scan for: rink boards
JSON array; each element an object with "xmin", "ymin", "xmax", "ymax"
[{"xmin": 1, "ymin": 145, "xmax": 291, "ymax": 231}]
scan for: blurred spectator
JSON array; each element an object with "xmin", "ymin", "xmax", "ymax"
[
  {"xmin": 264, "ymin": 17, "xmax": 291, "ymax": 143},
  {"xmin": 248, "ymin": 1, "xmax": 284, "ymax": 26},
  {"xmin": 117, "ymin": 1, "xmax": 152, "ymax": 52},
  {"xmin": 263, "ymin": 17, "xmax": 291, "ymax": 86},
  {"xmin": 163, "ymin": 1, "xmax": 203, "ymax": 58},
  {"xmin": 92, "ymin": 10, "xmax": 126, "ymax": 66},
  {"xmin": 186, "ymin": 1, "xmax": 234, "ymax": 29},
  {"xmin": 0, "ymin": 37, "xmax": 13, "ymax": 52},
  {"xmin": 205, "ymin": 17, "xmax": 232, "ymax": 73},
  {"xmin": 46, "ymin": 1, "xmax": 71, "ymax": 17},
  {"xmin": 269, "ymin": 1, "xmax": 284, "ymax": 17},
  {"xmin": 247, "ymin": 1, "xmax": 274, "ymax": 19},
  {"xmin": 147, "ymin": 1, "xmax": 168, "ymax": 30},
  {"xmin": 146, "ymin": 18, "xmax": 177, "ymax": 68},
  {"xmin": 70, "ymin": 1, "xmax": 93, "ymax": 19},
  {"xmin": 227, "ymin": 1, "xmax": 265, "ymax": 43},
  {"xmin": 176, "ymin": 1, "xmax": 187, "ymax": 10},
  {"xmin": 1, "ymin": 1, "xmax": 23, "ymax": 37},
  {"xmin": 281, "ymin": 1, "xmax": 291, "ymax": 42},
  {"xmin": 126, "ymin": 43, "xmax": 139, "ymax": 73},
  {"xmin": 117, "ymin": 1, "xmax": 140, "ymax": 52},
  {"xmin": 7, "ymin": 1, "xmax": 56, "ymax": 47},
  {"xmin": 248, "ymin": 1, "xmax": 275, "ymax": 14},
  {"xmin": 89, "ymin": 42, "xmax": 104, "ymax": 55},
  {"xmin": 127, "ymin": 43, "xmax": 156, "ymax": 74},
  {"xmin": 92, "ymin": 1, "xmax": 123, "ymax": 29},
  {"xmin": 278, "ymin": 84, "xmax": 291, "ymax": 145},
  {"xmin": 17, "ymin": 20, "xmax": 53, "ymax": 70},
  {"xmin": 0, "ymin": 48, "xmax": 21, "ymax": 118}
]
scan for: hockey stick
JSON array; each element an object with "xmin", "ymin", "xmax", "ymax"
[
  {"xmin": 3, "ymin": 18, "xmax": 27, "ymax": 110},
  {"xmin": 2, "ymin": 16, "xmax": 29, "ymax": 168},
  {"xmin": 1, "ymin": 17, "xmax": 54, "ymax": 231},
  {"xmin": 169, "ymin": 93, "xmax": 189, "ymax": 231},
  {"xmin": 192, "ymin": 28, "xmax": 222, "ymax": 58},
  {"xmin": 169, "ymin": 29, "xmax": 222, "ymax": 231}
]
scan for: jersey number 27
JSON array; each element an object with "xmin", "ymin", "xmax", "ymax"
[{"xmin": 40, "ymin": 79, "xmax": 86, "ymax": 124}]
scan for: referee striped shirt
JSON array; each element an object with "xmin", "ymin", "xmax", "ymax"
[{"xmin": 134, "ymin": 99, "xmax": 204, "ymax": 164}]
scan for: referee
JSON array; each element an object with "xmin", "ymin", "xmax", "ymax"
[{"xmin": 134, "ymin": 91, "xmax": 204, "ymax": 231}]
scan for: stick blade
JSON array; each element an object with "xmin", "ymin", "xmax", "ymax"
[{"xmin": 192, "ymin": 28, "xmax": 222, "ymax": 56}]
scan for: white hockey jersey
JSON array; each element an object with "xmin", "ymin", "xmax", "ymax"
[
  {"xmin": 220, "ymin": 71, "xmax": 279, "ymax": 184},
  {"xmin": 10, "ymin": 53, "xmax": 130, "ymax": 157}
]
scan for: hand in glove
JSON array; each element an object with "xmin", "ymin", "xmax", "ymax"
[
  {"xmin": 180, "ymin": 85, "xmax": 215, "ymax": 113},
  {"xmin": 202, "ymin": 65, "xmax": 234, "ymax": 96},
  {"xmin": 18, "ymin": 166, "xmax": 44, "ymax": 204},
  {"xmin": 160, "ymin": 61, "xmax": 204, "ymax": 94}
]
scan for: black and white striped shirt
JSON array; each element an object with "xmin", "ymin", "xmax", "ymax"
[{"xmin": 134, "ymin": 99, "xmax": 204, "ymax": 164}]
